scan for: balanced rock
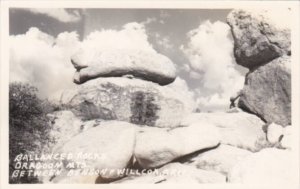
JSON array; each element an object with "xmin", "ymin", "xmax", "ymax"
[
  {"xmin": 238, "ymin": 56, "xmax": 291, "ymax": 126},
  {"xmin": 180, "ymin": 112, "xmax": 267, "ymax": 152},
  {"xmin": 134, "ymin": 123, "xmax": 220, "ymax": 168},
  {"xmin": 228, "ymin": 148, "xmax": 295, "ymax": 184},
  {"xmin": 182, "ymin": 144, "xmax": 252, "ymax": 175},
  {"xmin": 71, "ymin": 49, "xmax": 176, "ymax": 85},
  {"xmin": 61, "ymin": 77, "xmax": 195, "ymax": 128},
  {"xmin": 227, "ymin": 9, "xmax": 291, "ymax": 69},
  {"xmin": 113, "ymin": 163, "xmax": 226, "ymax": 184},
  {"xmin": 51, "ymin": 121, "xmax": 136, "ymax": 183}
]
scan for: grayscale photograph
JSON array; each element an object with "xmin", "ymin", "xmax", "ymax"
[{"xmin": 3, "ymin": 3, "xmax": 297, "ymax": 187}]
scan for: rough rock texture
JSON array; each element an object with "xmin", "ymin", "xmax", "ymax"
[
  {"xmin": 281, "ymin": 126, "xmax": 292, "ymax": 149},
  {"xmin": 267, "ymin": 123, "xmax": 284, "ymax": 144},
  {"xmin": 180, "ymin": 112, "xmax": 267, "ymax": 152},
  {"xmin": 228, "ymin": 148, "xmax": 295, "ymax": 184},
  {"xmin": 61, "ymin": 77, "xmax": 195, "ymax": 128},
  {"xmin": 113, "ymin": 163, "xmax": 226, "ymax": 184},
  {"xmin": 227, "ymin": 9, "xmax": 291, "ymax": 69},
  {"xmin": 51, "ymin": 121, "xmax": 136, "ymax": 183},
  {"xmin": 238, "ymin": 56, "xmax": 291, "ymax": 126},
  {"xmin": 134, "ymin": 123, "xmax": 220, "ymax": 168},
  {"xmin": 71, "ymin": 49, "xmax": 176, "ymax": 85},
  {"xmin": 182, "ymin": 144, "xmax": 252, "ymax": 175},
  {"xmin": 47, "ymin": 111, "xmax": 83, "ymax": 150}
]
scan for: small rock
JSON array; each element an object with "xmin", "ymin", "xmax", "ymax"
[{"xmin": 267, "ymin": 123, "xmax": 284, "ymax": 144}]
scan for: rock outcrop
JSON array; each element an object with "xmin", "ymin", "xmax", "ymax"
[
  {"xmin": 182, "ymin": 144, "xmax": 252, "ymax": 175},
  {"xmin": 71, "ymin": 49, "xmax": 176, "ymax": 85},
  {"xmin": 266, "ymin": 123, "xmax": 284, "ymax": 144},
  {"xmin": 61, "ymin": 77, "xmax": 195, "ymax": 128},
  {"xmin": 227, "ymin": 9, "xmax": 291, "ymax": 69},
  {"xmin": 134, "ymin": 123, "xmax": 220, "ymax": 168},
  {"xmin": 180, "ymin": 112, "xmax": 267, "ymax": 152},
  {"xmin": 51, "ymin": 121, "xmax": 136, "ymax": 183},
  {"xmin": 238, "ymin": 56, "xmax": 291, "ymax": 126},
  {"xmin": 228, "ymin": 148, "xmax": 294, "ymax": 184},
  {"xmin": 47, "ymin": 111, "xmax": 83, "ymax": 150},
  {"xmin": 281, "ymin": 126, "xmax": 292, "ymax": 149},
  {"xmin": 113, "ymin": 163, "xmax": 226, "ymax": 184},
  {"xmin": 227, "ymin": 9, "xmax": 291, "ymax": 126}
]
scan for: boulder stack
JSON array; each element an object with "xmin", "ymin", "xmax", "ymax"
[
  {"xmin": 42, "ymin": 9, "xmax": 293, "ymax": 184},
  {"xmin": 62, "ymin": 48, "xmax": 195, "ymax": 128},
  {"xmin": 227, "ymin": 9, "xmax": 291, "ymax": 126}
]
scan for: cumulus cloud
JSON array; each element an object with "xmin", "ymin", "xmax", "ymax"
[
  {"xmin": 181, "ymin": 20, "xmax": 245, "ymax": 111},
  {"xmin": 28, "ymin": 8, "xmax": 81, "ymax": 23},
  {"xmin": 10, "ymin": 27, "xmax": 80, "ymax": 100},
  {"xmin": 10, "ymin": 22, "xmax": 165, "ymax": 101},
  {"xmin": 80, "ymin": 22, "xmax": 155, "ymax": 54}
]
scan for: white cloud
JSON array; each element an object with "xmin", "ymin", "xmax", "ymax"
[
  {"xmin": 181, "ymin": 20, "xmax": 245, "ymax": 111},
  {"xmin": 141, "ymin": 17, "xmax": 157, "ymax": 25},
  {"xmin": 10, "ymin": 27, "xmax": 80, "ymax": 100},
  {"xmin": 157, "ymin": 36, "xmax": 173, "ymax": 50},
  {"xmin": 9, "ymin": 22, "xmax": 163, "ymax": 101},
  {"xmin": 81, "ymin": 22, "xmax": 155, "ymax": 53},
  {"xmin": 28, "ymin": 8, "xmax": 81, "ymax": 23}
]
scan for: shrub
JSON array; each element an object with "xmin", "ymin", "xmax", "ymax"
[{"xmin": 9, "ymin": 82, "xmax": 54, "ymax": 183}]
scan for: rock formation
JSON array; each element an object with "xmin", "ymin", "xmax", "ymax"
[
  {"xmin": 61, "ymin": 77, "xmax": 194, "ymax": 128},
  {"xmin": 228, "ymin": 148, "xmax": 294, "ymax": 184},
  {"xmin": 180, "ymin": 112, "xmax": 267, "ymax": 152},
  {"xmin": 113, "ymin": 163, "xmax": 226, "ymax": 184},
  {"xmin": 71, "ymin": 49, "xmax": 176, "ymax": 85},
  {"xmin": 134, "ymin": 123, "xmax": 220, "ymax": 168},
  {"xmin": 227, "ymin": 9, "xmax": 291, "ymax": 126},
  {"xmin": 227, "ymin": 9, "xmax": 291, "ymax": 69},
  {"xmin": 42, "ymin": 8, "xmax": 293, "ymax": 184}
]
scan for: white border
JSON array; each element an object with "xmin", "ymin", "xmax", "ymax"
[{"xmin": 1, "ymin": 1, "xmax": 299, "ymax": 189}]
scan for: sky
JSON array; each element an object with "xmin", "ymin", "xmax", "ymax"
[{"xmin": 9, "ymin": 8, "xmax": 248, "ymax": 111}]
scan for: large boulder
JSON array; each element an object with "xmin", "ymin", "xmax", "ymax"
[
  {"xmin": 71, "ymin": 49, "xmax": 176, "ymax": 85},
  {"xmin": 113, "ymin": 163, "xmax": 226, "ymax": 184},
  {"xmin": 182, "ymin": 144, "xmax": 252, "ymax": 175},
  {"xmin": 180, "ymin": 112, "xmax": 267, "ymax": 152},
  {"xmin": 50, "ymin": 121, "xmax": 136, "ymax": 183},
  {"xmin": 134, "ymin": 123, "xmax": 220, "ymax": 169},
  {"xmin": 228, "ymin": 148, "xmax": 295, "ymax": 184},
  {"xmin": 238, "ymin": 56, "xmax": 291, "ymax": 126},
  {"xmin": 227, "ymin": 9, "xmax": 291, "ymax": 69},
  {"xmin": 61, "ymin": 77, "xmax": 195, "ymax": 128}
]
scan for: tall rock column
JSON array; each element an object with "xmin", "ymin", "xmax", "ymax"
[{"xmin": 227, "ymin": 9, "xmax": 291, "ymax": 126}]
